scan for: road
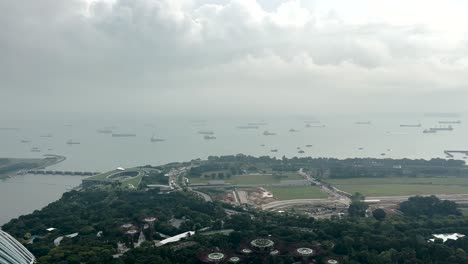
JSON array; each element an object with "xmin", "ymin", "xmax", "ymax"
[
  {"xmin": 298, "ymin": 168, "xmax": 351, "ymax": 205},
  {"xmin": 192, "ymin": 190, "xmax": 212, "ymax": 202}
]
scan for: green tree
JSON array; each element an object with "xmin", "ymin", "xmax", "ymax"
[
  {"xmin": 372, "ymin": 208, "xmax": 386, "ymax": 221},
  {"xmin": 348, "ymin": 192, "xmax": 369, "ymax": 217}
]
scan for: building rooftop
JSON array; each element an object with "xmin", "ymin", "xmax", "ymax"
[{"xmin": 0, "ymin": 230, "xmax": 35, "ymax": 264}]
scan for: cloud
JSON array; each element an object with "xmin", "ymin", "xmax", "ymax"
[{"xmin": 0, "ymin": 0, "xmax": 467, "ymax": 116}]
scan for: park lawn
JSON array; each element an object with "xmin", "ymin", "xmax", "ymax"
[
  {"xmin": 268, "ymin": 186, "xmax": 327, "ymax": 200},
  {"xmin": 85, "ymin": 170, "xmax": 119, "ymax": 181},
  {"xmin": 189, "ymin": 173, "xmax": 303, "ymax": 185},
  {"xmin": 122, "ymin": 175, "xmax": 143, "ymax": 189},
  {"xmin": 326, "ymin": 177, "xmax": 468, "ymax": 196},
  {"xmin": 228, "ymin": 173, "xmax": 303, "ymax": 185},
  {"xmin": 326, "ymin": 177, "xmax": 468, "ymax": 186}
]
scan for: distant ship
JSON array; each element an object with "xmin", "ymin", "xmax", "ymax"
[
  {"xmin": 263, "ymin": 131, "xmax": 276, "ymax": 136},
  {"xmin": 400, "ymin": 123, "xmax": 421, "ymax": 127},
  {"xmin": 423, "ymin": 129, "xmax": 437, "ymax": 134},
  {"xmin": 260, "ymin": 144, "xmax": 265, "ymax": 147},
  {"xmin": 298, "ymin": 150, "xmax": 305, "ymax": 154},
  {"xmin": 304, "ymin": 120, "xmax": 321, "ymax": 124},
  {"xmin": 203, "ymin": 135, "xmax": 216, "ymax": 140},
  {"xmin": 306, "ymin": 124, "xmax": 325, "ymax": 128},
  {"xmin": 198, "ymin": 130, "xmax": 214, "ymax": 135},
  {"xmin": 248, "ymin": 122, "xmax": 268, "ymax": 126},
  {"xmin": 40, "ymin": 134, "xmax": 53, "ymax": 138},
  {"xmin": 289, "ymin": 128, "xmax": 299, "ymax": 132},
  {"xmin": 305, "ymin": 145, "xmax": 313, "ymax": 147},
  {"xmin": 355, "ymin": 121, "xmax": 371, "ymax": 125},
  {"xmin": 20, "ymin": 140, "xmax": 31, "ymax": 143},
  {"xmin": 237, "ymin": 125, "xmax": 259, "ymax": 129},
  {"xmin": 97, "ymin": 129, "xmax": 113, "ymax": 134},
  {"xmin": 112, "ymin": 133, "xmax": 136, "ymax": 137},
  {"xmin": 358, "ymin": 147, "xmax": 364, "ymax": 150},
  {"xmin": 430, "ymin": 126, "xmax": 453, "ymax": 131},
  {"xmin": 270, "ymin": 149, "xmax": 278, "ymax": 152},
  {"xmin": 439, "ymin": 120, "xmax": 461, "ymax": 124},
  {"xmin": 67, "ymin": 140, "xmax": 80, "ymax": 145},
  {"xmin": 150, "ymin": 134, "xmax": 165, "ymax": 142},
  {"xmin": 31, "ymin": 147, "xmax": 40, "ymax": 152}
]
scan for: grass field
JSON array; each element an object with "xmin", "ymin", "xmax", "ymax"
[
  {"xmin": 190, "ymin": 173, "xmax": 303, "ymax": 185},
  {"xmin": 122, "ymin": 175, "xmax": 143, "ymax": 189},
  {"xmin": 326, "ymin": 177, "xmax": 468, "ymax": 196},
  {"xmin": 268, "ymin": 186, "xmax": 327, "ymax": 200}
]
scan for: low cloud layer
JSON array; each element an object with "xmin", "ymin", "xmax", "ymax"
[{"xmin": 1, "ymin": 0, "xmax": 468, "ymax": 117}]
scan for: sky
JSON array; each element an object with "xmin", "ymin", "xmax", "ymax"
[{"xmin": 1, "ymin": 0, "xmax": 468, "ymax": 118}]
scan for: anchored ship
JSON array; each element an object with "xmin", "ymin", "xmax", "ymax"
[
  {"xmin": 150, "ymin": 134, "xmax": 165, "ymax": 142},
  {"xmin": 198, "ymin": 130, "xmax": 214, "ymax": 135},
  {"xmin": 430, "ymin": 125, "xmax": 453, "ymax": 131},
  {"xmin": 97, "ymin": 129, "xmax": 113, "ymax": 134},
  {"xmin": 439, "ymin": 120, "xmax": 461, "ymax": 124},
  {"xmin": 263, "ymin": 130, "xmax": 276, "ymax": 136},
  {"xmin": 400, "ymin": 123, "xmax": 421, "ymax": 127},
  {"xmin": 112, "ymin": 133, "xmax": 136, "ymax": 137}
]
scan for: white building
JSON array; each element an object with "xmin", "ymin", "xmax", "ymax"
[{"xmin": 0, "ymin": 229, "xmax": 35, "ymax": 264}]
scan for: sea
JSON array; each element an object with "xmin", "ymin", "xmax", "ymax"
[{"xmin": 0, "ymin": 114, "xmax": 467, "ymax": 225}]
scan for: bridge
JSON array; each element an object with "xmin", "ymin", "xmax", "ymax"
[{"xmin": 23, "ymin": 170, "xmax": 100, "ymax": 176}]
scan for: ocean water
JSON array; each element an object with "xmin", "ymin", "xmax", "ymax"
[{"xmin": 0, "ymin": 115, "xmax": 466, "ymax": 224}]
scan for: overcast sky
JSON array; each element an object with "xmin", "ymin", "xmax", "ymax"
[{"xmin": 1, "ymin": 0, "xmax": 467, "ymax": 118}]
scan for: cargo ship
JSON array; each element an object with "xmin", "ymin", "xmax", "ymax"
[
  {"xmin": 306, "ymin": 124, "xmax": 325, "ymax": 128},
  {"xmin": 67, "ymin": 140, "xmax": 80, "ymax": 145},
  {"xmin": 438, "ymin": 120, "xmax": 461, "ymax": 124},
  {"xmin": 237, "ymin": 125, "xmax": 259, "ymax": 129},
  {"xmin": 423, "ymin": 129, "xmax": 437, "ymax": 134},
  {"xmin": 289, "ymin": 128, "xmax": 299, "ymax": 132},
  {"xmin": 150, "ymin": 134, "xmax": 165, "ymax": 142},
  {"xmin": 112, "ymin": 133, "xmax": 136, "ymax": 137},
  {"xmin": 263, "ymin": 130, "xmax": 276, "ymax": 136},
  {"xmin": 400, "ymin": 123, "xmax": 421, "ymax": 127},
  {"xmin": 430, "ymin": 125, "xmax": 453, "ymax": 131},
  {"xmin": 97, "ymin": 129, "xmax": 113, "ymax": 134},
  {"xmin": 198, "ymin": 130, "xmax": 214, "ymax": 135},
  {"xmin": 203, "ymin": 135, "xmax": 216, "ymax": 140},
  {"xmin": 355, "ymin": 121, "xmax": 371, "ymax": 125}
]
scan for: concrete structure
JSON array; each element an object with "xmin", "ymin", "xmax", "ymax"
[
  {"xmin": 429, "ymin": 233, "xmax": 465, "ymax": 242},
  {"xmin": 54, "ymin": 233, "xmax": 79, "ymax": 247},
  {"xmin": 207, "ymin": 252, "xmax": 225, "ymax": 263},
  {"xmin": 157, "ymin": 231, "xmax": 195, "ymax": 246},
  {"xmin": 296, "ymin": 248, "xmax": 314, "ymax": 256},
  {"xmin": 327, "ymin": 260, "xmax": 339, "ymax": 264},
  {"xmin": 241, "ymin": 248, "xmax": 252, "ymax": 255},
  {"xmin": 0, "ymin": 230, "xmax": 35, "ymax": 264},
  {"xmin": 250, "ymin": 238, "xmax": 275, "ymax": 252},
  {"xmin": 228, "ymin": 256, "xmax": 240, "ymax": 263},
  {"xmin": 143, "ymin": 217, "xmax": 157, "ymax": 241}
]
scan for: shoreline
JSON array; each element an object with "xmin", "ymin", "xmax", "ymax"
[{"xmin": 0, "ymin": 155, "xmax": 66, "ymax": 180}]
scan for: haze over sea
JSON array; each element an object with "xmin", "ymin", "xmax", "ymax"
[{"xmin": 0, "ymin": 114, "xmax": 466, "ymax": 224}]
